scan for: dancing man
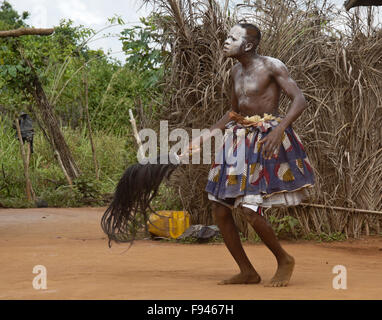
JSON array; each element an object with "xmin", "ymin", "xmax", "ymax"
[{"xmin": 191, "ymin": 23, "xmax": 315, "ymax": 287}]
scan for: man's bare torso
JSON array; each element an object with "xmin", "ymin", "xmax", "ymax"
[{"xmin": 232, "ymin": 55, "xmax": 283, "ymax": 117}]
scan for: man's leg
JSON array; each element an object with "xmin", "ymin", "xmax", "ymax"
[
  {"xmin": 212, "ymin": 202, "xmax": 261, "ymax": 284},
  {"xmin": 242, "ymin": 207, "xmax": 295, "ymax": 287}
]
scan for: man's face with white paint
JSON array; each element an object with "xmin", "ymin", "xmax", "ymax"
[{"xmin": 223, "ymin": 25, "xmax": 247, "ymax": 57}]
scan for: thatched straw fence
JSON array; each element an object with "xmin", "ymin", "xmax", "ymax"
[{"xmin": 143, "ymin": 0, "xmax": 382, "ymax": 238}]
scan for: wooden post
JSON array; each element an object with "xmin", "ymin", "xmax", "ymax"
[
  {"xmin": 365, "ymin": 220, "xmax": 370, "ymax": 236},
  {"xmin": 14, "ymin": 117, "xmax": 35, "ymax": 202},
  {"xmin": 0, "ymin": 28, "xmax": 54, "ymax": 38},
  {"xmin": 26, "ymin": 141, "xmax": 31, "ymax": 167},
  {"xmin": 129, "ymin": 109, "xmax": 144, "ymax": 160}
]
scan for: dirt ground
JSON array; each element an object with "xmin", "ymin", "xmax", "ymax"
[{"xmin": 0, "ymin": 207, "xmax": 381, "ymax": 300}]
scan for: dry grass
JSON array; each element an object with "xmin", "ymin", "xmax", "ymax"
[{"xmin": 144, "ymin": 0, "xmax": 382, "ymax": 238}]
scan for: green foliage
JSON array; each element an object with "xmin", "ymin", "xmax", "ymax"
[
  {"xmin": 151, "ymin": 184, "xmax": 183, "ymax": 211},
  {"xmin": 0, "ymin": 117, "xmax": 128, "ymax": 207},
  {"xmin": 121, "ymin": 15, "xmax": 165, "ymax": 87},
  {"xmin": 0, "ymin": 197, "xmax": 34, "ymax": 208},
  {"xmin": 0, "ymin": 3, "xmax": 168, "ymax": 211},
  {"xmin": 243, "ymin": 216, "xmax": 347, "ymax": 243},
  {"xmin": 39, "ymin": 185, "xmax": 82, "ymax": 208},
  {"xmin": 0, "ymin": 116, "xmax": 25, "ymax": 199},
  {"xmin": 73, "ymin": 175, "xmax": 100, "ymax": 199},
  {"xmin": 268, "ymin": 215, "xmax": 301, "ymax": 240},
  {"xmin": 0, "ymin": 20, "xmax": 95, "ymax": 118},
  {"xmin": 0, "ymin": 2, "xmax": 165, "ymax": 134},
  {"xmin": 86, "ymin": 62, "xmax": 148, "ymax": 135},
  {"xmin": 0, "ymin": 1, "xmax": 29, "ymax": 29},
  {"xmin": 303, "ymin": 232, "xmax": 347, "ymax": 242}
]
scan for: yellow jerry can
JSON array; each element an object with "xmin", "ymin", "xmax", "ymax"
[{"xmin": 148, "ymin": 211, "xmax": 190, "ymax": 239}]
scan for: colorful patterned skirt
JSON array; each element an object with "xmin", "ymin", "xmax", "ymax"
[{"xmin": 205, "ymin": 115, "xmax": 315, "ymax": 209}]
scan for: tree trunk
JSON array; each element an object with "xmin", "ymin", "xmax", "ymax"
[{"xmin": 25, "ymin": 59, "xmax": 80, "ymax": 183}]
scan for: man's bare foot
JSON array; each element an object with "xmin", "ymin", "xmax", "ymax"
[
  {"xmin": 265, "ymin": 255, "xmax": 295, "ymax": 287},
  {"xmin": 218, "ymin": 272, "xmax": 261, "ymax": 285}
]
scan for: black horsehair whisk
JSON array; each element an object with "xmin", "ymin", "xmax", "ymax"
[{"xmin": 100, "ymin": 153, "xmax": 182, "ymax": 247}]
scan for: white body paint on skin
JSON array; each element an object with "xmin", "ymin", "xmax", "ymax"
[
  {"xmin": 223, "ymin": 25, "xmax": 248, "ymax": 57},
  {"xmin": 264, "ymin": 56, "xmax": 286, "ymax": 70}
]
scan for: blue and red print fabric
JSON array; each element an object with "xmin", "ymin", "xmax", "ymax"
[{"xmin": 205, "ymin": 119, "xmax": 315, "ymax": 201}]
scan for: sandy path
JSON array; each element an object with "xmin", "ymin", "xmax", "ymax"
[{"xmin": 0, "ymin": 207, "xmax": 381, "ymax": 300}]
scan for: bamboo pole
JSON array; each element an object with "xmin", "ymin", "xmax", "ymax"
[
  {"xmin": 54, "ymin": 150, "xmax": 72, "ymax": 186},
  {"xmin": 14, "ymin": 117, "xmax": 35, "ymax": 202},
  {"xmin": 300, "ymin": 202, "xmax": 382, "ymax": 215}
]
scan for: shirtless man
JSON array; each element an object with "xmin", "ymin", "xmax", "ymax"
[{"xmin": 193, "ymin": 23, "xmax": 315, "ymax": 287}]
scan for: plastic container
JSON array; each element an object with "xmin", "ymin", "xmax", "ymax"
[{"xmin": 148, "ymin": 211, "xmax": 190, "ymax": 239}]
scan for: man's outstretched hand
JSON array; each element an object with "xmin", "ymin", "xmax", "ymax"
[{"xmin": 179, "ymin": 143, "xmax": 201, "ymax": 159}]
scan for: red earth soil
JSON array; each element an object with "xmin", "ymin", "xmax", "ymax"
[{"xmin": 0, "ymin": 207, "xmax": 381, "ymax": 299}]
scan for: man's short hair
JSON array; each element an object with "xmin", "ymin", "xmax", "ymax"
[{"xmin": 238, "ymin": 23, "xmax": 261, "ymax": 47}]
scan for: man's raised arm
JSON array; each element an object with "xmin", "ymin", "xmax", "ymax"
[{"xmin": 259, "ymin": 58, "xmax": 307, "ymax": 159}]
